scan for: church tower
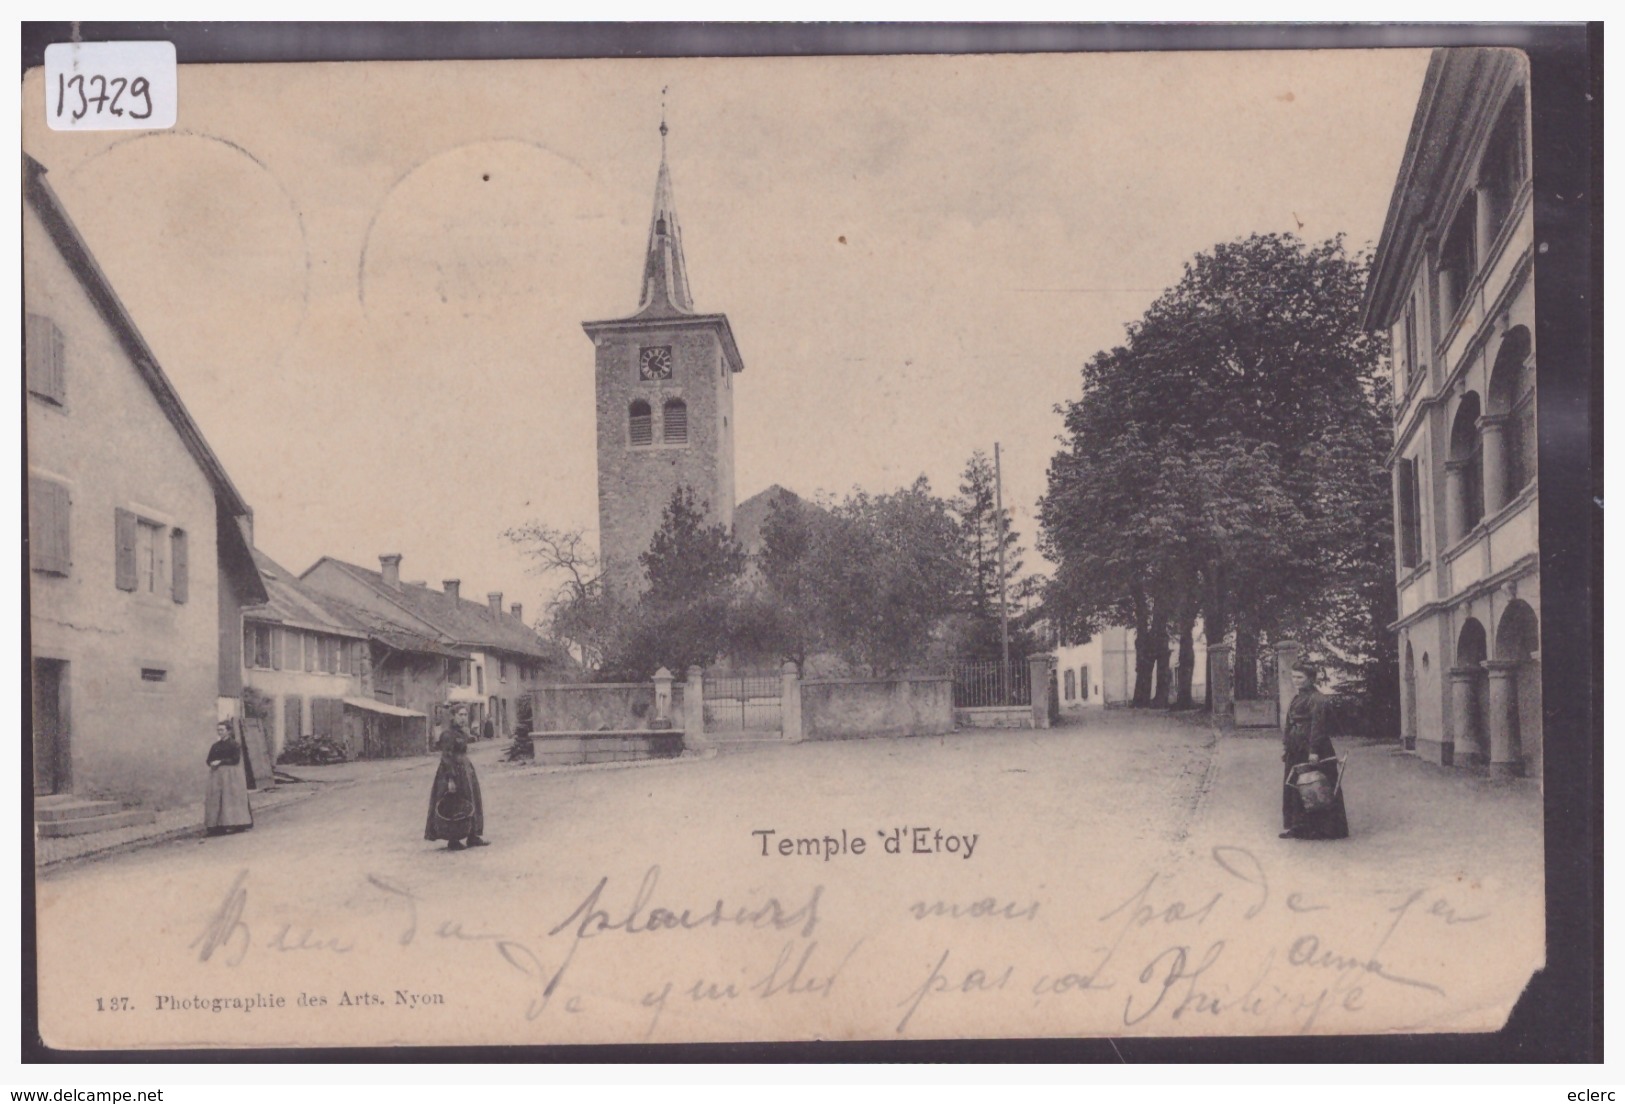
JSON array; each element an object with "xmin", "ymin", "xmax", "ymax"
[{"xmin": 584, "ymin": 122, "xmax": 744, "ymax": 602}]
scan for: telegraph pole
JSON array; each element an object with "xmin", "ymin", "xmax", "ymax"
[{"xmin": 995, "ymin": 442, "xmax": 1011, "ymax": 705}]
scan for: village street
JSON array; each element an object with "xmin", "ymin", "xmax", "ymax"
[{"xmin": 36, "ymin": 712, "xmax": 1543, "ymax": 1049}]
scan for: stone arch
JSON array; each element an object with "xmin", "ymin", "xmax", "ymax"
[
  {"xmin": 1451, "ymin": 617, "xmax": 1490, "ymax": 766},
  {"xmin": 1489, "ymin": 599, "xmax": 1541, "ymax": 780},
  {"xmin": 1486, "ymin": 326, "xmax": 1536, "ymax": 504},
  {"xmin": 1448, "ymin": 392, "xmax": 1486, "ymax": 537}
]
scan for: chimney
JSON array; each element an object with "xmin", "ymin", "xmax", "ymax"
[
  {"xmin": 379, "ymin": 553, "xmax": 402, "ymax": 589},
  {"xmin": 443, "ymin": 579, "xmax": 461, "ymax": 601},
  {"xmin": 510, "ymin": 602, "xmax": 523, "ymax": 623},
  {"xmin": 487, "ymin": 592, "xmax": 503, "ymax": 615},
  {"xmin": 238, "ymin": 511, "xmax": 255, "ymax": 548}
]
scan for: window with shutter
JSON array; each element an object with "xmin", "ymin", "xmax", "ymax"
[
  {"xmin": 28, "ymin": 476, "xmax": 70, "ymax": 575},
  {"xmin": 26, "ymin": 313, "xmax": 66, "ymax": 406},
  {"xmin": 170, "ymin": 528, "xmax": 189, "ymax": 603},
  {"xmin": 663, "ymin": 399, "xmax": 688, "ymax": 444},
  {"xmin": 114, "ymin": 508, "xmax": 138, "ymax": 590},
  {"xmin": 271, "ymin": 627, "xmax": 285, "ymax": 670},
  {"xmin": 629, "ymin": 401, "xmax": 653, "ymax": 446}
]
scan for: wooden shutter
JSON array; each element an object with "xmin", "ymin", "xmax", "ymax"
[
  {"xmin": 26, "ymin": 314, "xmax": 66, "ymax": 405},
  {"xmin": 629, "ymin": 402, "xmax": 652, "ymax": 446},
  {"xmin": 170, "ymin": 529, "xmax": 189, "ymax": 603},
  {"xmin": 28, "ymin": 477, "xmax": 70, "ymax": 575},
  {"xmin": 663, "ymin": 400, "xmax": 688, "ymax": 444},
  {"xmin": 284, "ymin": 695, "xmax": 303, "ymax": 742},
  {"xmin": 114, "ymin": 508, "xmax": 138, "ymax": 590}
]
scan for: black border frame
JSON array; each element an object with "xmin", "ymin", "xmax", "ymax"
[{"xmin": 19, "ymin": 20, "xmax": 1601, "ymax": 1066}]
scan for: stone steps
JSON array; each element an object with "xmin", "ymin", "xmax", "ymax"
[{"xmin": 35, "ymin": 796, "xmax": 157, "ymax": 837}]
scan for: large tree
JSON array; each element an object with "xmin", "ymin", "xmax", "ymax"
[
  {"xmin": 808, "ymin": 477, "xmax": 967, "ymax": 676},
  {"xmin": 738, "ymin": 478, "xmax": 966, "ymax": 676},
  {"xmin": 1040, "ymin": 232, "xmax": 1394, "ymax": 720},
  {"xmin": 502, "ymin": 522, "xmax": 616, "ymax": 669},
  {"xmin": 599, "ymin": 487, "xmax": 749, "ymax": 679},
  {"xmin": 952, "ymin": 449, "xmax": 1033, "ymax": 662}
]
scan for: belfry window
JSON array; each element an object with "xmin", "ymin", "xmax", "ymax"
[
  {"xmin": 663, "ymin": 399, "xmax": 688, "ymax": 445},
  {"xmin": 629, "ymin": 401, "xmax": 653, "ymax": 447}
]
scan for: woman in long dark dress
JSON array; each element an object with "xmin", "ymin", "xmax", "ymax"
[
  {"xmin": 1280, "ymin": 661, "xmax": 1350, "ymax": 840},
  {"xmin": 424, "ymin": 709, "xmax": 488, "ymax": 851},
  {"xmin": 204, "ymin": 722, "xmax": 254, "ymax": 836}
]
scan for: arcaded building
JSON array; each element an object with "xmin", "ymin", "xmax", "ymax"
[{"xmin": 1365, "ymin": 48, "xmax": 1540, "ymax": 781}]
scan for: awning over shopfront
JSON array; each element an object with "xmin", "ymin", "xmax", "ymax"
[{"xmin": 342, "ymin": 697, "xmax": 427, "ymax": 720}]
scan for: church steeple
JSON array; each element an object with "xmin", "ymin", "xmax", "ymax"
[{"xmin": 636, "ymin": 117, "xmax": 695, "ymax": 317}]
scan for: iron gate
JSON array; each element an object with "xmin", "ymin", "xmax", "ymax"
[
  {"xmin": 703, "ymin": 671, "xmax": 782, "ymax": 733},
  {"xmin": 951, "ymin": 658, "xmax": 1032, "ymax": 709}
]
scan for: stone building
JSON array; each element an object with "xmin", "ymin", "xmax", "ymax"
[
  {"xmin": 1053, "ymin": 625, "xmax": 1207, "ymax": 712},
  {"xmin": 241, "ymin": 549, "xmax": 380, "ymax": 762},
  {"xmin": 583, "ymin": 125, "xmax": 745, "ymax": 601},
  {"xmin": 300, "ymin": 553, "xmax": 562, "ymax": 739},
  {"xmin": 1364, "ymin": 48, "xmax": 1540, "ymax": 780},
  {"xmin": 25, "ymin": 154, "xmax": 267, "ymax": 816}
]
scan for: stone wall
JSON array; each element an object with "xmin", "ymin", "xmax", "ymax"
[
  {"xmin": 801, "ymin": 676, "xmax": 954, "ymax": 741},
  {"xmin": 530, "ymin": 682, "xmax": 665, "ymax": 733},
  {"xmin": 529, "ymin": 682, "xmax": 689, "ymax": 734}
]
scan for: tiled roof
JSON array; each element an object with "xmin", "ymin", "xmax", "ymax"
[
  {"xmin": 314, "ymin": 557, "xmax": 558, "ymax": 662},
  {"xmin": 734, "ymin": 484, "xmax": 803, "ymax": 555},
  {"xmin": 301, "ymin": 588, "xmax": 473, "ymax": 659},
  {"xmin": 244, "ymin": 550, "xmax": 367, "ymax": 637}
]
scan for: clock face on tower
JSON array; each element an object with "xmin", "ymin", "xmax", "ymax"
[{"xmin": 638, "ymin": 345, "xmax": 673, "ymax": 380}]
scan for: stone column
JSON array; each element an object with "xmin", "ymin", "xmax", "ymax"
[
  {"xmin": 1478, "ymin": 413, "xmax": 1509, "ymax": 517},
  {"xmin": 1028, "ymin": 654, "xmax": 1053, "ymax": 730},
  {"xmin": 683, "ymin": 664, "xmax": 708, "ymax": 751},
  {"xmin": 1474, "ymin": 183, "xmax": 1499, "ymax": 266},
  {"xmin": 1445, "ymin": 459, "xmax": 1469, "ymax": 543},
  {"xmin": 1273, "ymin": 639, "xmax": 1301, "ymax": 735},
  {"xmin": 1208, "ymin": 642, "xmax": 1235, "ymax": 733},
  {"xmin": 1483, "ymin": 659, "xmax": 1523, "ymax": 779},
  {"xmin": 650, "ymin": 666, "xmax": 674, "ymax": 729},
  {"xmin": 1447, "ymin": 666, "xmax": 1481, "ymax": 768},
  {"xmin": 781, "ymin": 660, "xmax": 803, "ymax": 743}
]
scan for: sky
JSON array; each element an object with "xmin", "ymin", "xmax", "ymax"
[{"xmin": 21, "ymin": 49, "xmax": 1430, "ymax": 625}]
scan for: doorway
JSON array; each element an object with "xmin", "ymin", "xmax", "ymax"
[{"xmin": 32, "ymin": 658, "xmax": 70, "ymax": 796}]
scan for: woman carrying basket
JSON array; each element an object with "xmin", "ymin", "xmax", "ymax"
[
  {"xmin": 1280, "ymin": 660, "xmax": 1349, "ymax": 841},
  {"xmin": 425, "ymin": 707, "xmax": 489, "ymax": 851}
]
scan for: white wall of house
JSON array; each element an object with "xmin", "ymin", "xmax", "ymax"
[{"xmin": 26, "ymin": 202, "xmax": 222, "ymax": 811}]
